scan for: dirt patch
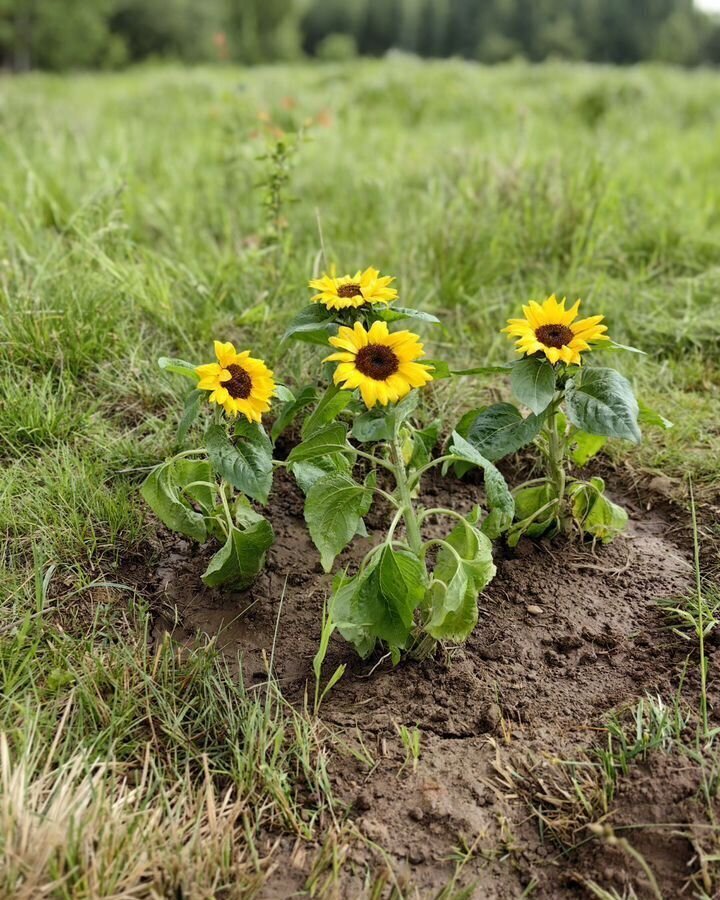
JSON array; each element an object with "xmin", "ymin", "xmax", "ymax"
[{"xmin": 149, "ymin": 467, "xmax": 704, "ymax": 898}]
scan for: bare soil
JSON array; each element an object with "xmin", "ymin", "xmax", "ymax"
[{"xmin": 149, "ymin": 466, "xmax": 716, "ymax": 899}]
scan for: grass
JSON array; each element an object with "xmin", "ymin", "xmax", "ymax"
[{"xmin": 2, "ymin": 58, "xmax": 720, "ymax": 896}]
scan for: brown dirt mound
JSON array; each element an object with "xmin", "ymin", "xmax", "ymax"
[{"xmin": 150, "ymin": 467, "xmax": 704, "ymax": 898}]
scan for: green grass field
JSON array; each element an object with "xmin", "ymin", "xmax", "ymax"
[{"xmin": 2, "ymin": 60, "xmax": 720, "ymax": 897}]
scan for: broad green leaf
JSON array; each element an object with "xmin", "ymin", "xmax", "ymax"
[
  {"xmin": 287, "ymin": 423, "xmax": 350, "ymax": 463},
  {"xmin": 570, "ymin": 431, "xmax": 608, "ymax": 466},
  {"xmin": 289, "ymin": 452, "xmax": 352, "ymax": 495},
  {"xmin": 514, "ymin": 482, "xmax": 558, "ymax": 522},
  {"xmin": 374, "ymin": 306, "xmax": 440, "ymax": 325},
  {"xmin": 510, "ymin": 357, "xmax": 556, "ymax": 415},
  {"xmin": 423, "ymin": 359, "xmax": 450, "ymax": 379},
  {"xmin": 331, "ymin": 550, "xmax": 425, "ymax": 658},
  {"xmin": 565, "ymin": 367, "xmax": 641, "ymax": 443},
  {"xmin": 282, "ymin": 304, "xmax": 337, "ymax": 345},
  {"xmin": 448, "ymin": 433, "xmax": 515, "ymax": 538},
  {"xmin": 302, "ymin": 384, "xmax": 353, "ymax": 437},
  {"xmin": 274, "ymin": 384, "xmax": 295, "ymax": 403},
  {"xmin": 141, "ymin": 463, "xmax": 206, "ymax": 542},
  {"xmin": 174, "ymin": 458, "xmax": 215, "ymax": 516},
  {"xmin": 427, "ymin": 519, "xmax": 495, "ymax": 642},
  {"xmin": 177, "ymin": 389, "xmax": 202, "ymax": 443},
  {"xmin": 451, "ymin": 364, "xmax": 513, "ymax": 376},
  {"xmin": 459, "ymin": 402, "xmax": 545, "ymax": 462},
  {"xmin": 206, "ymin": 422, "xmax": 273, "ymax": 504},
  {"xmin": 271, "ymin": 385, "xmax": 317, "ymax": 441},
  {"xmin": 408, "ymin": 423, "xmax": 440, "ymax": 469},
  {"xmin": 638, "ymin": 401, "xmax": 673, "ymax": 430},
  {"xmin": 351, "ymin": 392, "xmax": 418, "ymax": 443},
  {"xmin": 304, "ymin": 474, "xmax": 373, "ymax": 572},
  {"xmin": 158, "ymin": 356, "xmax": 199, "ymax": 380},
  {"xmin": 201, "ymin": 513, "xmax": 274, "ymax": 588},
  {"xmin": 570, "ymin": 478, "xmax": 628, "ymax": 544}
]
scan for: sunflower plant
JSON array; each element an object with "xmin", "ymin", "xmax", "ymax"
[
  {"xmin": 277, "ymin": 270, "xmax": 513, "ymax": 662},
  {"xmin": 140, "ymin": 341, "xmax": 277, "ymax": 589},
  {"xmin": 456, "ymin": 294, "xmax": 669, "ymax": 545}
]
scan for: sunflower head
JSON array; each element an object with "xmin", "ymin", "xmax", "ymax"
[
  {"xmin": 309, "ymin": 266, "xmax": 398, "ymax": 311},
  {"xmin": 502, "ymin": 294, "xmax": 609, "ymax": 365},
  {"xmin": 195, "ymin": 341, "xmax": 275, "ymax": 422},
  {"xmin": 323, "ymin": 320, "xmax": 433, "ymax": 409}
]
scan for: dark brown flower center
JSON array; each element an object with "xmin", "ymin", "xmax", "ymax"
[
  {"xmin": 355, "ymin": 344, "xmax": 399, "ymax": 381},
  {"xmin": 337, "ymin": 282, "xmax": 362, "ymax": 299},
  {"xmin": 535, "ymin": 323, "xmax": 574, "ymax": 349},
  {"xmin": 225, "ymin": 364, "xmax": 252, "ymax": 399}
]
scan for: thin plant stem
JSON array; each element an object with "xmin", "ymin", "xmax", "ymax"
[{"xmin": 689, "ymin": 477, "xmax": 709, "ymax": 739}]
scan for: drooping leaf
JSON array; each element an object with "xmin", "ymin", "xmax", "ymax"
[
  {"xmin": 304, "ymin": 474, "xmax": 373, "ymax": 572},
  {"xmin": 287, "ymin": 423, "xmax": 350, "ymax": 463},
  {"xmin": 206, "ymin": 422, "xmax": 273, "ymax": 504},
  {"xmin": 282, "ymin": 304, "xmax": 337, "ymax": 345},
  {"xmin": 448, "ymin": 433, "xmax": 515, "ymax": 538},
  {"xmin": 458, "ymin": 402, "xmax": 545, "ymax": 462},
  {"xmin": 158, "ymin": 357, "xmax": 199, "ymax": 380},
  {"xmin": 510, "ymin": 357, "xmax": 556, "ymax": 415},
  {"xmin": 141, "ymin": 462, "xmax": 207, "ymax": 541},
  {"xmin": 173, "ymin": 458, "xmax": 215, "ymax": 516},
  {"xmin": 202, "ymin": 512, "xmax": 274, "ymax": 588},
  {"xmin": 177, "ymin": 389, "xmax": 202, "ymax": 444},
  {"xmin": 330, "ymin": 549, "xmax": 425, "ymax": 659},
  {"xmin": 565, "ymin": 367, "xmax": 641, "ymax": 443},
  {"xmin": 408, "ymin": 423, "xmax": 440, "ymax": 469},
  {"xmin": 426, "ymin": 519, "xmax": 495, "ymax": 642},
  {"xmin": 570, "ymin": 478, "xmax": 628, "ymax": 544},
  {"xmin": 569, "ymin": 431, "xmax": 608, "ymax": 466}
]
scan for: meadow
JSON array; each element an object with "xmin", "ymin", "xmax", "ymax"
[{"xmin": 2, "ymin": 59, "xmax": 720, "ymax": 898}]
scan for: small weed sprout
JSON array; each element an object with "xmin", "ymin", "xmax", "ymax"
[
  {"xmin": 395, "ymin": 723, "xmax": 421, "ymax": 774},
  {"xmin": 456, "ymin": 294, "xmax": 671, "ymax": 544}
]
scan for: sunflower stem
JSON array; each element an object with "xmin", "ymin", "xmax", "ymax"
[
  {"xmin": 547, "ymin": 399, "xmax": 568, "ymax": 530},
  {"xmin": 390, "ymin": 437, "xmax": 424, "ymax": 559}
]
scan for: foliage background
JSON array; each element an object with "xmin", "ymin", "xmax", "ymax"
[{"xmin": 2, "ymin": 0, "xmax": 720, "ymax": 70}]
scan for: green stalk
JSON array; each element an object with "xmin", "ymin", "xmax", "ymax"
[
  {"xmin": 390, "ymin": 437, "xmax": 423, "ymax": 557},
  {"xmin": 689, "ymin": 478, "xmax": 709, "ymax": 740}
]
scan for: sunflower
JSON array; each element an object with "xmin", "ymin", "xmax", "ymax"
[
  {"xmin": 324, "ymin": 321, "xmax": 433, "ymax": 408},
  {"xmin": 195, "ymin": 341, "xmax": 275, "ymax": 422},
  {"xmin": 502, "ymin": 294, "xmax": 610, "ymax": 366},
  {"xmin": 309, "ymin": 267, "xmax": 398, "ymax": 311}
]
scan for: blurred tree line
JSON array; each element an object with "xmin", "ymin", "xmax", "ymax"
[{"xmin": 1, "ymin": 0, "xmax": 719, "ymax": 71}]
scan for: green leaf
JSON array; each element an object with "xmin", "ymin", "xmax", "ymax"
[
  {"xmin": 448, "ymin": 433, "xmax": 515, "ymax": 538},
  {"xmin": 569, "ymin": 430, "xmax": 608, "ymax": 466},
  {"xmin": 201, "ymin": 512, "xmax": 274, "ymax": 589},
  {"xmin": 302, "ymin": 384, "xmax": 353, "ymax": 437},
  {"xmin": 638, "ymin": 401, "xmax": 673, "ymax": 431},
  {"xmin": 565, "ymin": 367, "xmax": 641, "ymax": 443},
  {"xmin": 570, "ymin": 478, "xmax": 628, "ymax": 544},
  {"xmin": 289, "ymin": 452, "xmax": 352, "ymax": 495},
  {"xmin": 282, "ymin": 304, "xmax": 337, "ymax": 345},
  {"xmin": 451, "ymin": 364, "xmax": 514, "ymax": 376},
  {"xmin": 158, "ymin": 357, "xmax": 199, "ymax": 380},
  {"xmin": 177, "ymin": 390, "xmax": 202, "ymax": 444},
  {"xmin": 206, "ymin": 422, "xmax": 273, "ymax": 504},
  {"xmin": 605, "ymin": 340, "xmax": 646, "ymax": 355},
  {"xmin": 304, "ymin": 474, "xmax": 373, "ymax": 572},
  {"xmin": 374, "ymin": 306, "xmax": 440, "ymax": 325},
  {"xmin": 458, "ymin": 402, "xmax": 545, "ymax": 462},
  {"xmin": 331, "ymin": 549, "xmax": 425, "ymax": 657},
  {"xmin": 408, "ymin": 423, "xmax": 440, "ymax": 469},
  {"xmin": 271, "ymin": 385, "xmax": 317, "ymax": 441},
  {"xmin": 423, "ymin": 359, "xmax": 450, "ymax": 379},
  {"xmin": 426, "ymin": 519, "xmax": 495, "ymax": 642},
  {"xmin": 173, "ymin": 459, "xmax": 215, "ymax": 515},
  {"xmin": 351, "ymin": 393, "xmax": 418, "ymax": 443},
  {"xmin": 141, "ymin": 462, "xmax": 207, "ymax": 542},
  {"xmin": 287, "ymin": 423, "xmax": 351, "ymax": 463},
  {"xmin": 510, "ymin": 357, "xmax": 556, "ymax": 415}
]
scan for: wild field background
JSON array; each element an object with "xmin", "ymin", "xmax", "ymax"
[{"xmin": 2, "ymin": 59, "xmax": 720, "ymax": 897}]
